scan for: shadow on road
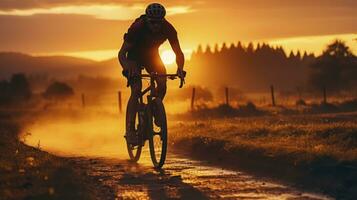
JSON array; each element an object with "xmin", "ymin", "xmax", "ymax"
[{"xmin": 71, "ymin": 157, "xmax": 208, "ymax": 199}]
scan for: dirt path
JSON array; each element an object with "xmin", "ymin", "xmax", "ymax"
[
  {"xmin": 70, "ymin": 150, "xmax": 332, "ymax": 200},
  {"xmin": 22, "ymin": 114, "xmax": 336, "ymax": 199}
]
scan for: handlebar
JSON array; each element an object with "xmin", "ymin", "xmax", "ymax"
[
  {"xmin": 140, "ymin": 72, "xmax": 186, "ymax": 88},
  {"xmin": 139, "ymin": 73, "xmax": 178, "ymax": 78},
  {"xmin": 126, "ymin": 71, "xmax": 186, "ymax": 88}
]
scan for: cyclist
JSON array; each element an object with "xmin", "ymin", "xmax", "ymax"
[{"xmin": 118, "ymin": 3, "xmax": 185, "ymax": 145}]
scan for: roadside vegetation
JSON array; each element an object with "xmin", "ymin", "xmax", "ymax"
[
  {"xmin": 0, "ymin": 111, "xmax": 109, "ymax": 200},
  {"xmin": 170, "ymin": 112, "xmax": 357, "ymax": 199}
]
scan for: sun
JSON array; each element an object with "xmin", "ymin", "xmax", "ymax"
[{"xmin": 160, "ymin": 50, "xmax": 176, "ymax": 65}]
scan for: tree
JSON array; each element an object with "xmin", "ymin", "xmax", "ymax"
[
  {"xmin": 204, "ymin": 44, "xmax": 212, "ymax": 54},
  {"xmin": 213, "ymin": 43, "xmax": 219, "ymax": 53},
  {"xmin": 246, "ymin": 42, "xmax": 254, "ymax": 54},
  {"xmin": 236, "ymin": 41, "xmax": 243, "ymax": 50},
  {"xmin": 196, "ymin": 44, "xmax": 203, "ymax": 54},
  {"xmin": 0, "ymin": 80, "xmax": 10, "ymax": 104},
  {"xmin": 0, "ymin": 73, "xmax": 31, "ymax": 105},
  {"xmin": 43, "ymin": 82, "xmax": 74, "ymax": 100},
  {"xmin": 309, "ymin": 40, "xmax": 356, "ymax": 91},
  {"xmin": 10, "ymin": 73, "xmax": 32, "ymax": 101},
  {"xmin": 221, "ymin": 42, "xmax": 228, "ymax": 52}
]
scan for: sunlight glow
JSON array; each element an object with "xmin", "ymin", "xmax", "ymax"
[
  {"xmin": 0, "ymin": 5, "xmax": 193, "ymax": 20},
  {"xmin": 160, "ymin": 50, "xmax": 176, "ymax": 65},
  {"xmin": 167, "ymin": 6, "xmax": 195, "ymax": 15},
  {"xmin": 35, "ymin": 48, "xmax": 193, "ymax": 62},
  {"xmin": 59, "ymin": 49, "xmax": 118, "ymax": 61},
  {"xmin": 268, "ymin": 33, "xmax": 357, "ymax": 55}
]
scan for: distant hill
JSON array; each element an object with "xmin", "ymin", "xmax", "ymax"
[
  {"xmin": 89, "ymin": 58, "xmax": 120, "ymax": 76},
  {"xmin": 0, "ymin": 52, "xmax": 120, "ymax": 79}
]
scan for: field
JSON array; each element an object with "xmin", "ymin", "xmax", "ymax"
[{"xmin": 169, "ymin": 112, "xmax": 357, "ymax": 198}]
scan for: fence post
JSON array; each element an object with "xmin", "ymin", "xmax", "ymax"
[
  {"xmin": 118, "ymin": 91, "xmax": 122, "ymax": 114},
  {"xmin": 225, "ymin": 87, "xmax": 229, "ymax": 106},
  {"xmin": 270, "ymin": 85, "xmax": 276, "ymax": 106},
  {"xmin": 81, "ymin": 93, "xmax": 85, "ymax": 108},
  {"xmin": 323, "ymin": 86, "xmax": 327, "ymax": 104},
  {"xmin": 191, "ymin": 87, "xmax": 196, "ymax": 111}
]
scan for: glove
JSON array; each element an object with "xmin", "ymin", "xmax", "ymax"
[{"xmin": 177, "ymin": 68, "xmax": 186, "ymax": 79}]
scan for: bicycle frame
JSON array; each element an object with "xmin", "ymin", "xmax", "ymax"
[{"xmin": 138, "ymin": 73, "xmax": 182, "ymax": 104}]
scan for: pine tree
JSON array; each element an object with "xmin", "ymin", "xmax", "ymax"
[
  {"xmin": 221, "ymin": 42, "xmax": 228, "ymax": 51},
  {"xmin": 205, "ymin": 44, "xmax": 212, "ymax": 54},
  {"xmin": 214, "ymin": 43, "xmax": 219, "ymax": 53},
  {"xmin": 197, "ymin": 44, "xmax": 203, "ymax": 54}
]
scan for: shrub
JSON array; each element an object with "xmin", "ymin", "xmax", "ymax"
[{"xmin": 43, "ymin": 82, "xmax": 74, "ymax": 100}]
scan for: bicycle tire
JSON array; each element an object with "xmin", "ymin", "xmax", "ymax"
[
  {"xmin": 148, "ymin": 98, "xmax": 167, "ymax": 168},
  {"xmin": 126, "ymin": 109, "xmax": 143, "ymax": 162}
]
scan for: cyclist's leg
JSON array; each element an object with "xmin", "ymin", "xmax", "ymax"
[
  {"xmin": 144, "ymin": 56, "xmax": 166, "ymax": 126},
  {"xmin": 126, "ymin": 72, "xmax": 142, "ymax": 137},
  {"xmin": 156, "ymin": 70, "xmax": 167, "ymax": 100},
  {"xmin": 145, "ymin": 56, "xmax": 167, "ymax": 100}
]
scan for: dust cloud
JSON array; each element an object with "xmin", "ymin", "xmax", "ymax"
[
  {"xmin": 19, "ymin": 81, "xmax": 192, "ymax": 160},
  {"xmin": 23, "ymin": 110, "xmax": 128, "ymax": 159}
]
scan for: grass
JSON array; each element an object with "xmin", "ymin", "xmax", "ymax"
[
  {"xmin": 169, "ymin": 112, "xmax": 357, "ymax": 199},
  {"xmin": 171, "ymin": 113, "xmax": 357, "ymax": 162},
  {"xmin": 173, "ymin": 98, "xmax": 357, "ymax": 119}
]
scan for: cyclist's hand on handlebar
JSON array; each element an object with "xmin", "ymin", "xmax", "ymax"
[
  {"xmin": 177, "ymin": 68, "xmax": 186, "ymax": 79},
  {"xmin": 177, "ymin": 68, "xmax": 186, "ymax": 88}
]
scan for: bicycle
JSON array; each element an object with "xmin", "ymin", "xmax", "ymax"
[{"xmin": 125, "ymin": 72, "xmax": 185, "ymax": 168}]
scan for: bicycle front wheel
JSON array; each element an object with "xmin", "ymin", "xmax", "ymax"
[
  {"xmin": 148, "ymin": 99, "xmax": 167, "ymax": 168},
  {"xmin": 126, "ymin": 109, "xmax": 143, "ymax": 162}
]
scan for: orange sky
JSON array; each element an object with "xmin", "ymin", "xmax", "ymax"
[{"xmin": 0, "ymin": 0, "xmax": 356, "ymax": 60}]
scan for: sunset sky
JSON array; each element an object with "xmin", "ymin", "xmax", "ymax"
[{"xmin": 0, "ymin": 0, "xmax": 356, "ymax": 61}]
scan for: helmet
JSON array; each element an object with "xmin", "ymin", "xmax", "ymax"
[{"xmin": 145, "ymin": 3, "xmax": 166, "ymax": 19}]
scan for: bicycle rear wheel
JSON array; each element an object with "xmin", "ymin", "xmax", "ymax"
[
  {"xmin": 126, "ymin": 109, "xmax": 143, "ymax": 162},
  {"xmin": 148, "ymin": 99, "xmax": 167, "ymax": 168}
]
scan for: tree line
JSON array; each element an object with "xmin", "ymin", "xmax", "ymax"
[{"xmin": 187, "ymin": 40, "xmax": 356, "ymax": 93}]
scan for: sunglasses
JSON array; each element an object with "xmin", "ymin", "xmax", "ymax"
[{"xmin": 147, "ymin": 18, "xmax": 163, "ymax": 25}]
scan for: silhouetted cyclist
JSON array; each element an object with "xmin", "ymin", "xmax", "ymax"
[{"xmin": 118, "ymin": 3, "xmax": 185, "ymax": 144}]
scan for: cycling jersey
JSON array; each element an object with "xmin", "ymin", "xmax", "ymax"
[{"xmin": 124, "ymin": 15, "xmax": 178, "ymax": 66}]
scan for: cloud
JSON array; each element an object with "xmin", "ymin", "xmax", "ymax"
[
  {"xmin": 0, "ymin": 0, "xmax": 356, "ymax": 54},
  {"xmin": 0, "ymin": 2, "xmax": 194, "ymax": 20},
  {"xmin": 0, "ymin": 14, "xmax": 129, "ymax": 53},
  {"xmin": 0, "ymin": 0, "xmax": 134, "ymax": 10},
  {"xmin": 0, "ymin": 0, "xmax": 199, "ymax": 11},
  {"xmin": 0, "ymin": 5, "xmax": 141, "ymax": 20},
  {"xmin": 1, "ymin": 0, "xmax": 356, "ymax": 12}
]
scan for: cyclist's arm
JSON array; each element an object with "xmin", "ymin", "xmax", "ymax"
[
  {"xmin": 168, "ymin": 35, "xmax": 185, "ymax": 71},
  {"xmin": 118, "ymin": 41, "xmax": 133, "ymax": 70}
]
